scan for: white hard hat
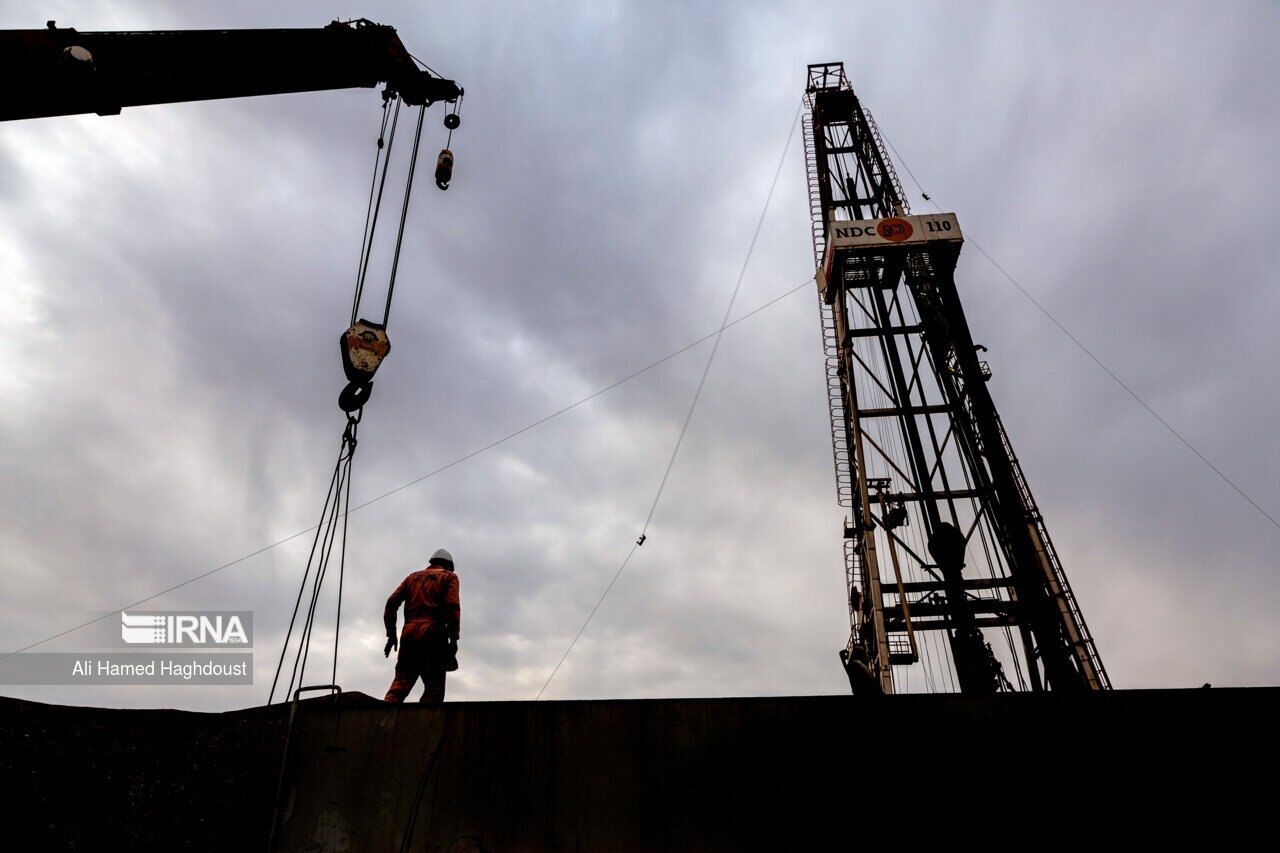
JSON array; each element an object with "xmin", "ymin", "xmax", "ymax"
[{"xmin": 430, "ymin": 548, "xmax": 454, "ymax": 566}]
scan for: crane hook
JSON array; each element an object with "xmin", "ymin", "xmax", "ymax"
[{"xmin": 339, "ymin": 380, "xmax": 374, "ymax": 413}]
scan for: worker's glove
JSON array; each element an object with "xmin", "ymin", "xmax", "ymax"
[{"xmin": 384, "ymin": 636, "xmax": 398, "ymax": 658}]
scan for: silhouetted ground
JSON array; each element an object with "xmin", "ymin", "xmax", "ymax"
[
  {"xmin": 2, "ymin": 688, "xmax": 1274, "ymax": 850},
  {"xmin": 1, "ymin": 691, "xmax": 379, "ymax": 850}
]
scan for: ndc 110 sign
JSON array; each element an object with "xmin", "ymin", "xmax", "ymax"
[{"xmin": 826, "ymin": 212, "xmax": 962, "ymax": 251}]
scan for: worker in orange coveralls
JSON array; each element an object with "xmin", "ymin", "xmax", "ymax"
[{"xmin": 383, "ymin": 548, "xmax": 460, "ymax": 703}]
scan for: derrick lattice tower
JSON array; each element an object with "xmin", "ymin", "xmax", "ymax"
[{"xmin": 803, "ymin": 63, "xmax": 1108, "ymax": 693}]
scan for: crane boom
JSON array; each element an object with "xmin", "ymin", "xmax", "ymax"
[{"xmin": 0, "ymin": 19, "xmax": 460, "ymax": 122}]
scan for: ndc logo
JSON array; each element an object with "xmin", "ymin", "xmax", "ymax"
[
  {"xmin": 876, "ymin": 217, "xmax": 913, "ymax": 242},
  {"xmin": 832, "ymin": 218, "xmax": 915, "ymax": 243},
  {"xmin": 120, "ymin": 611, "xmax": 251, "ymax": 646}
]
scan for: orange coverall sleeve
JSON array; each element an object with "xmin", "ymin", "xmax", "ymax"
[
  {"xmin": 383, "ymin": 577, "xmax": 408, "ymax": 638},
  {"xmin": 445, "ymin": 573, "xmax": 461, "ymax": 639}
]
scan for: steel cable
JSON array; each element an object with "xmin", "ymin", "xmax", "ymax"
[
  {"xmin": 352, "ymin": 97, "xmax": 402, "ymax": 324},
  {"xmin": 879, "ymin": 132, "xmax": 1280, "ymax": 533},
  {"xmin": 535, "ymin": 101, "xmax": 804, "ymax": 699},
  {"xmin": 0, "ymin": 277, "xmax": 813, "ymax": 662}
]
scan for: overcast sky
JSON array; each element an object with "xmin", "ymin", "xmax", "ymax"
[{"xmin": 1, "ymin": 1, "xmax": 1276, "ymax": 710}]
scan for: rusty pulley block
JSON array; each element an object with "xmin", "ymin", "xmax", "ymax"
[
  {"xmin": 338, "ymin": 319, "xmax": 390, "ymax": 412},
  {"xmin": 435, "ymin": 148, "xmax": 454, "ymax": 190}
]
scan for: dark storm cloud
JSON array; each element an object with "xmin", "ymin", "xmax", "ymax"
[{"xmin": 0, "ymin": 0, "xmax": 1276, "ymax": 710}]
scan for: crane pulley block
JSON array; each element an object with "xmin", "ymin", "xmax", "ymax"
[
  {"xmin": 435, "ymin": 148, "xmax": 454, "ymax": 190},
  {"xmin": 341, "ymin": 319, "xmax": 390, "ymax": 380},
  {"xmin": 339, "ymin": 319, "xmax": 390, "ymax": 411}
]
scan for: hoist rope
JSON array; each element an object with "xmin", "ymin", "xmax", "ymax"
[
  {"xmin": 879, "ymin": 133, "xmax": 1280, "ymax": 533},
  {"xmin": 269, "ymin": 415, "xmax": 359, "ymax": 704},
  {"xmin": 272, "ymin": 100, "xmax": 431, "ymax": 702},
  {"xmin": 535, "ymin": 100, "xmax": 804, "ymax": 700},
  {"xmin": 352, "ymin": 97, "xmax": 402, "ymax": 324},
  {"xmin": 333, "ymin": 429, "xmax": 354, "ymax": 689},
  {"xmin": 0, "ymin": 276, "xmax": 812, "ymax": 665},
  {"xmin": 267, "ymin": 442, "xmax": 343, "ymax": 703},
  {"xmin": 444, "ymin": 92, "xmax": 463, "ymax": 149},
  {"xmin": 382, "ymin": 103, "xmax": 428, "ymax": 328},
  {"xmin": 351, "ymin": 98, "xmax": 395, "ymax": 324}
]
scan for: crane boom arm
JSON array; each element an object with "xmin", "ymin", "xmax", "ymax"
[{"xmin": 0, "ymin": 19, "xmax": 460, "ymax": 122}]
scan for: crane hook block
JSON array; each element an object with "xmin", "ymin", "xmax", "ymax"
[
  {"xmin": 339, "ymin": 319, "xmax": 390, "ymax": 412},
  {"xmin": 435, "ymin": 148, "xmax": 454, "ymax": 191}
]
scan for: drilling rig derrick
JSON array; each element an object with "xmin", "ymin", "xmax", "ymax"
[{"xmin": 803, "ymin": 63, "xmax": 1108, "ymax": 695}]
